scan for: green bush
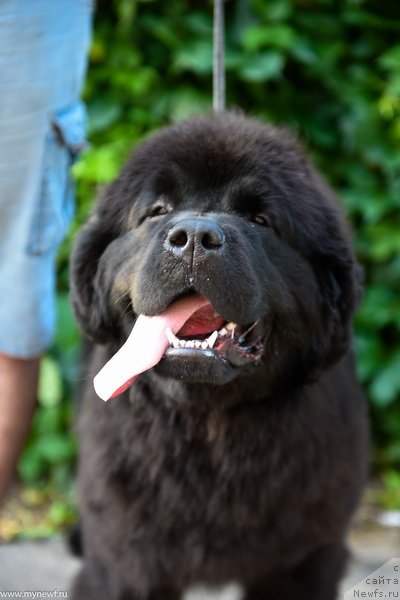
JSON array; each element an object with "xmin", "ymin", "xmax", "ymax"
[{"xmin": 21, "ymin": 0, "xmax": 400, "ymax": 498}]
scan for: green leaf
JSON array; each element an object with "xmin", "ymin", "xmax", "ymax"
[
  {"xmin": 173, "ymin": 40, "xmax": 213, "ymax": 75},
  {"xmin": 241, "ymin": 24, "xmax": 296, "ymax": 52},
  {"xmin": 35, "ymin": 434, "xmax": 77, "ymax": 464},
  {"xmin": 366, "ymin": 223, "xmax": 400, "ymax": 261},
  {"xmin": 55, "ymin": 294, "xmax": 80, "ymax": 350},
  {"xmin": 73, "ymin": 143, "xmax": 125, "ymax": 184},
  {"xmin": 38, "ymin": 358, "xmax": 63, "ymax": 408},
  {"xmin": 354, "ymin": 333, "xmax": 385, "ymax": 382},
  {"xmin": 18, "ymin": 448, "xmax": 43, "ymax": 483},
  {"xmin": 48, "ymin": 501, "xmax": 77, "ymax": 527},
  {"xmin": 34, "ymin": 406, "xmax": 63, "ymax": 436},
  {"xmin": 370, "ymin": 351, "xmax": 400, "ymax": 407},
  {"xmin": 239, "ymin": 52, "xmax": 285, "ymax": 82},
  {"xmin": 252, "ymin": 0, "xmax": 292, "ymax": 22},
  {"xmin": 87, "ymin": 99, "xmax": 122, "ymax": 135}
]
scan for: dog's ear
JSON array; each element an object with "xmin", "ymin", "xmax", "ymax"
[
  {"xmin": 303, "ymin": 180, "xmax": 363, "ymax": 369},
  {"xmin": 69, "ymin": 182, "xmax": 126, "ymax": 342},
  {"xmin": 268, "ymin": 132, "xmax": 362, "ymax": 370},
  {"xmin": 70, "ymin": 217, "xmax": 114, "ymax": 342},
  {"xmin": 312, "ymin": 233, "xmax": 363, "ymax": 369}
]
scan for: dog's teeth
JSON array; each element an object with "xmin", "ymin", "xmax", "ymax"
[
  {"xmin": 166, "ymin": 327, "xmax": 179, "ymax": 348},
  {"xmin": 170, "ymin": 336, "xmax": 217, "ymax": 350},
  {"xmin": 225, "ymin": 322, "xmax": 237, "ymax": 338},
  {"xmin": 218, "ymin": 327, "xmax": 228, "ymax": 336},
  {"xmin": 207, "ymin": 331, "xmax": 218, "ymax": 348}
]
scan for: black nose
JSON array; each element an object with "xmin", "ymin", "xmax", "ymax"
[{"xmin": 166, "ymin": 217, "xmax": 225, "ymax": 262}]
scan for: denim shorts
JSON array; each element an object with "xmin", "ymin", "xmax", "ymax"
[{"xmin": 0, "ymin": 0, "xmax": 93, "ymax": 358}]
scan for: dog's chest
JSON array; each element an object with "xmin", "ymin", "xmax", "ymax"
[{"xmin": 108, "ymin": 401, "xmax": 312, "ymax": 546}]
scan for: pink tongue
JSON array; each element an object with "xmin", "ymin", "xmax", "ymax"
[{"xmin": 93, "ymin": 295, "xmax": 210, "ymax": 401}]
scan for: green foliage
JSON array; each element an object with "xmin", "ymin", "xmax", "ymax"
[
  {"xmin": 377, "ymin": 470, "xmax": 400, "ymax": 510},
  {"xmin": 20, "ymin": 0, "xmax": 400, "ymax": 503}
]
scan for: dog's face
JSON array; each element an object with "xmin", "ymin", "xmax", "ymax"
[{"xmin": 71, "ymin": 113, "xmax": 361, "ymax": 392}]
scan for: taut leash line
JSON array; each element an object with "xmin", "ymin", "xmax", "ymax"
[{"xmin": 213, "ymin": 0, "xmax": 225, "ymax": 112}]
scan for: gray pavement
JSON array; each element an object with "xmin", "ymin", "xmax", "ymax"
[{"xmin": 0, "ymin": 524, "xmax": 399, "ymax": 598}]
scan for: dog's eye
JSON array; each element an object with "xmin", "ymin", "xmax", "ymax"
[
  {"xmin": 137, "ymin": 200, "xmax": 172, "ymax": 227},
  {"xmin": 148, "ymin": 201, "xmax": 171, "ymax": 219},
  {"xmin": 251, "ymin": 214, "xmax": 271, "ymax": 227}
]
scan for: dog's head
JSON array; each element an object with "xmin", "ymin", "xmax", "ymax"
[{"xmin": 70, "ymin": 112, "xmax": 361, "ymax": 393}]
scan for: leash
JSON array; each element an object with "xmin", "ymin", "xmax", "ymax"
[{"xmin": 213, "ymin": 0, "xmax": 225, "ymax": 112}]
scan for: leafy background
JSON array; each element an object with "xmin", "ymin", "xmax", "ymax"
[{"xmin": 11, "ymin": 0, "xmax": 400, "ymax": 536}]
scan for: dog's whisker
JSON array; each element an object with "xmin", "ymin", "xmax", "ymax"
[
  {"xmin": 238, "ymin": 320, "xmax": 259, "ymax": 343},
  {"xmin": 112, "ymin": 289, "xmax": 131, "ymax": 307}
]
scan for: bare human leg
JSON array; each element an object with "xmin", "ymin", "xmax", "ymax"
[{"xmin": 0, "ymin": 354, "xmax": 40, "ymax": 503}]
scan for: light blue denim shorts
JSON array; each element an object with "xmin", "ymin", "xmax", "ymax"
[{"xmin": 0, "ymin": 0, "xmax": 93, "ymax": 358}]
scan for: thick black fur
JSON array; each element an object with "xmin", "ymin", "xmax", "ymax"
[{"xmin": 69, "ymin": 112, "xmax": 368, "ymax": 600}]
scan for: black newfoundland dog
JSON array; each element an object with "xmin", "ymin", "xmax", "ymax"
[{"xmin": 70, "ymin": 112, "xmax": 368, "ymax": 600}]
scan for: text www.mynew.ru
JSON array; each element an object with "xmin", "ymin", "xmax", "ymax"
[{"xmin": 0, "ymin": 592, "xmax": 67, "ymax": 598}]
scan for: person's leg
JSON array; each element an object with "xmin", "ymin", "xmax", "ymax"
[
  {"xmin": 0, "ymin": 0, "xmax": 93, "ymax": 504},
  {"xmin": 0, "ymin": 355, "xmax": 40, "ymax": 501}
]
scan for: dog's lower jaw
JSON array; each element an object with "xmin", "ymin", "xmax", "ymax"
[
  {"xmin": 155, "ymin": 349, "xmax": 240, "ymax": 385},
  {"xmin": 123, "ymin": 313, "xmax": 267, "ymax": 387}
]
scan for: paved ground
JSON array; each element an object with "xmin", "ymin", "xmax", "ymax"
[{"xmin": 0, "ymin": 520, "xmax": 399, "ymax": 598}]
